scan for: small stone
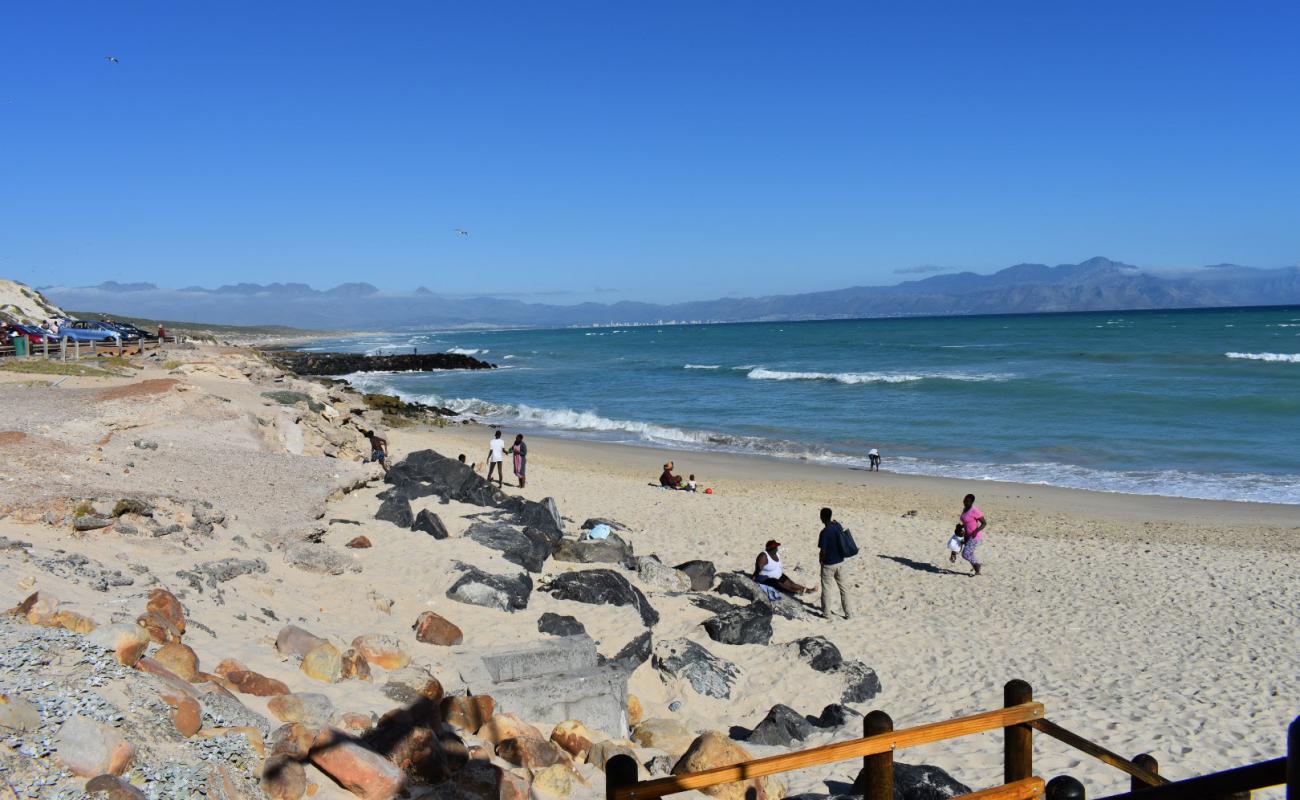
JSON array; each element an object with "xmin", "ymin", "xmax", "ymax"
[
  {"xmin": 270, "ymin": 723, "xmax": 316, "ymax": 758},
  {"xmin": 174, "ymin": 697, "xmax": 202, "ymax": 737},
  {"xmin": 336, "ymin": 712, "xmax": 375, "ymax": 732},
  {"xmin": 275, "ymin": 625, "xmax": 327, "ymax": 658},
  {"xmin": 52, "ymin": 609, "xmax": 97, "ymax": 633},
  {"xmin": 632, "ymin": 718, "xmax": 695, "ymax": 758},
  {"xmin": 14, "ymin": 590, "xmax": 58, "ymax": 625},
  {"xmin": 529, "ymin": 761, "xmax": 585, "ymax": 798},
  {"xmin": 549, "ymin": 719, "xmax": 594, "ymax": 761},
  {"xmin": 301, "ymin": 642, "xmax": 343, "ymax": 683},
  {"xmin": 309, "ymin": 728, "xmax": 406, "ymax": 800},
  {"xmin": 476, "ymin": 712, "xmax": 542, "ymax": 746},
  {"xmin": 496, "ymin": 737, "xmax": 568, "ymax": 769},
  {"xmin": 262, "ymin": 755, "xmax": 308, "ymax": 800},
  {"xmin": 53, "ymin": 716, "xmax": 135, "ymax": 777},
  {"xmin": 145, "ymin": 588, "xmax": 187, "ymax": 634},
  {"xmin": 341, "ymin": 648, "xmax": 371, "ymax": 681},
  {"xmin": 440, "ymin": 694, "xmax": 494, "ymax": 732},
  {"xmin": 226, "ymin": 669, "xmax": 291, "ymax": 697},
  {"xmin": 136, "ymin": 610, "xmax": 182, "ymax": 644},
  {"xmin": 87, "ymin": 622, "xmax": 151, "ymax": 666},
  {"xmin": 84, "ymin": 774, "xmax": 149, "ymax": 799},
  {"xmin": 350, "ymin": 634, "xmax": 410, "ymax": 670},
  {"xmin": 345, "ymin": 536, "xmax": 372, "ymax": 549},
  {"xmin": 412, "ymin": 611, "xmax": 463, "ymax": 646},
  {"xmin": 74, "ymin": 515, "xmax": 114, "ymax": 531},
  {"xmin": 214, "ymin": 657, "xmax": 248, "ymax": 677},
  {"xmin": 268, "ymin": 693, "xmax": 335, "ymax": 727},
  {"xmin": 153, "ymin": 642, "xmax": 200, "ymax": 681},
  {"xmin": 0, "ymin": 694, "xmax": 41, "ymax": 732},
  {"xmin": 536, "ymin": 612, "xmax": 586, "ymax": 637}
]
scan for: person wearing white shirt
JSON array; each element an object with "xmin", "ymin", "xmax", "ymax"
[
  {"xmin": 868, "ymin": 447, "xmax": 881, "ymax": 472},
  {"xmin": 486, "ymin": 430, "xmax": 508, "ymax": 487}
]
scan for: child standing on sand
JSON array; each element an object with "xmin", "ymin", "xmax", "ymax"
[{"xmin": 686, "ymin": 475, "xmax": 697, "ymax": 492}]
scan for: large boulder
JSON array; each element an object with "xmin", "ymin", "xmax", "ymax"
[
  {"xmin": 375, "ymin": 493, "xmax": 414, "ymax": 528},
  {"xmin": 541, "ymin": 569, "xmax": 658, "ymax": 627},
  {"xmin": 674, "ymin": 560, "xmax": 717, "ymax": 591},
  {"xmin": 412, "ymin": 509, "xmax": 449, "ymax": 539},
  {"xmin": 537, "ymin": 613, "xmax": 586, "ymax": 637},
  {"xmin": 714, "ymin": 572, "xmax": 811, "ymax": 620},
  {"xmin": 446, "ymin": 564, "xmax": 532, "ymax": 612},
  {"xmin": 636, "ymin": 556, "xmax": 692, "ymax": 593},
  {"xmin": 604, "ymin": 630, "xmax": 652, "ymax": 672},
  {"xmin": 652, "ymin": 638, "xmax": 739, "ymax": 700},
  {"xmin": 310, "ymin": 728, "xmax": 407, "ymax": 799},
  {"xmin": 672, "ymin": 731, "xmax": 782, "ymax": 800},
  {"xmin": 795, "ymin": 636, "xmax": 843, "ymax": 672},
  {"xmin": 515, "ymin": 497, "xmax": 564, "ymax": 539},
  {"xmin": 632, "ymin": 718, "xmax": 695, "ymax": 759},
  {"xmin": 465, "ymin": 522, "xmax": 552, "ymax": 573},
  {"xmin": 702, "ymin": 604, "xmax": 773, "ymax": 646},
  {"xmin": 838, "ymin": 660, "xmax": 882, "ymax": 704},
  {"xmin": 744, "ymin": 704, "xmax": 814, "ymax": 747},
  {"xmin": 53, "ymin": 716, "xmax": 135, "ymax": 777},
  {"xmin": 853, "ymin": 762, "xmax": 971, "ymax": 799},
  {"xmin": 552, "ymin": 532, "xmax": 634, "ymax": 565},
  {"xmin": 386, "ymin": 449, "xmax": 503, "ymax": 507}
]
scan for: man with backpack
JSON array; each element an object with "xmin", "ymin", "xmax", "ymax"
[{"xmin": 817, "ymin": 507, "xmax": 857, "ymax": 620}]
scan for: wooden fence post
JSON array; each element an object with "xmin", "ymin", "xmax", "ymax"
[
  {"xmin": 90, "ymin": 339, "xmax": 96, "ymax": 357},
  {"xmin": 1132, "ymin": 753, "xmax": 1159, "ymax": 790},
  {"xmin": 856, "ymin": 710, "xmax": 894, "ymax": 800},
  {"xmin": 42, "ymin": 338, "xmax": 48, "ymax": 358},
  {"xmin": 73, "ymin": 339, "xmax": 80, "ymax": 361},
  {"xmin": 1005, "ymin": 679, "xmax": 1033, "ymax": 783},
  {"xmin": 605, "ymin": 753, "xmax": 638, "ymax": 800},
  {"xmin": 1288, "ymin": 715, "xmax": 1298, "ymax": 800},
  {"xmin": 1045, "ymin": 775, "xmax": 1085, "ymax": 799}
]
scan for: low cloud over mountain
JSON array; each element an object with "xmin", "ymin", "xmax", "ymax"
[{"xmin": 41, "ymin": 257, "xmax": 1300, "ymax": 330}]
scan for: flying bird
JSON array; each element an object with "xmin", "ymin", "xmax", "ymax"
[
  {"xmin": 453, "ymin": 228, "xmax": 469, "ymax": 236},
  {"xmin": 105, "ymin": 56, "xmax": 120, "ymax": 63}
]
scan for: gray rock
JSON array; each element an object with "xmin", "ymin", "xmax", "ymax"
[
  {"xmin": 133, "ymin": 439, "xmax": 159, "ymax": 450},
  {"xmin": 644, "ymin": 753, "xmax": 675, "ymax": 777},
  {"xmin": 542, "ymin": 569, "xmax": 659, "ymax": 627},
  {"xmin": 605, "ymin": 630, "xmax": 652, "ymax": 672},
  {"xmin": 465, "ymin": 522, "xmax": 552, "ymax": 573},
  {"xmin": 690, "ymin": 594, "xmax": 742, "ymax": 615},
  {"xmin": 446, "ymin": 564, "xmax": 532, "ymax": 612},
  {"xmin": 386, "ymin": 449, "xmax": 503, "ymax": 506},
  {"xmin": 412, "ymin": 509, "xmax": 449, "ymax": 539},
  {"xmin": 636, "ymin": 556, "xmax": 692, "ymax": 592},
  {"xmin": 807, "ymin": 703, "xmax": 862, "ymax": 729},
  {"xmin": 838, "ymin": 659, "xmax": 882, "ymax": 704},
  {"xmin": 651, "ymin": 638, "xmax": 739, "ymax": 699},
  {"xmin": 796, "ymin": 635, "xmax": 843, "ymax": 672},
  {"xmin": 197, "ymin": 558, "xmax": 268, "ymax": 583},
  {"xmin": 849, "ymin": 762, "xmax": 971, "ymax": 799},
  {"xmin": 0, "ymin": 694, "xmax": 40, "ymax": 731},
  {"xmin": 702, "ymin": 603, "xmax": 773, "ymax": 646},
  {"xmin": 745, "ymin": 703, "xmax": 815, "ymax": 747},
  {"xmin": 581, "ymin": 517, "xmax": 627, "ymax": 531},
  {"xmin": 673, "ymin": 559, "xmax": 717, "ymax": 591},
  {"xmin": 283, "ymin": 542, "xmax": 356, "ymax": 575},
  {"xmin": 375, "ymin": 493, "xmax": 414, "ymax": 528},
  {"xmin": 515, "ymin": 496, "xmax": 564, "ymax": 538},
  {"xmin": 552, "ymin": 532, "xmax": 634, "ymax": 565},
  {"xmin": 537, "ymin": 613, "xmax": 586, "ymax": 637},
  {"xmin": 714, "ymin": 571, "xmax": 812, "ymax": 620},
  {"xmin": 73, "ymin": 515, "xmax": 114, "ymax": 531}
]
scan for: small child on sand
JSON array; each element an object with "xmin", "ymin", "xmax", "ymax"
[
  {"xmin": 686, "ymin": 475, "xmax": 697, "ymax": 492},
  {"xmin": 947, "ymin": 522, "xmax": 966, "ymax": 564}
]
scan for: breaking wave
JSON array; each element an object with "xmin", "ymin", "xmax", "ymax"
[
  {"xmin": 747, "ymin": 367, "xmax": 1010, "ymax": 384},
  {"xmin": 1225, "ymin": 352, "xmax": 1300, "ymax": 363}
]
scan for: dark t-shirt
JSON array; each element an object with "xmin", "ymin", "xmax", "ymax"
[{"xmin": 818, "ymin": 521, "xmax": 847, "ymax": 566}]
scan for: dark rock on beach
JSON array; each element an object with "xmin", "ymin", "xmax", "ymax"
[
  {"xmin": 713, "ymin": 571, "xmax": 811, "ymax": 620},
  {"xmin": 515, "ymin": 497, "xmax": 564, "ymax": 538},
  {"xmin": 605, "ymin": 630, "xmax": 652, "ymax": 672},
  {"xmin": 542, "ymin": 569, "xmax": 659, "ymax": 627},
  {"xmin": 537, "ymin": 613, "xmax": 586, "ymax": 637},
  {"xmin": 412, "ymin": 509, "xmax": 449, "ymax": 539},
  {"xmin": 386, "ymin": 450, "xmax": 504, "ymax": 507},
  {"xmin": 581, "ymin": 517, "xmax": 628, "ymax": 532},
  {"xmin": 651, "ymin": 638, "xmax": 739, "ymax": 700},
  {"xmin": 445, "ymin": 564, "xmax": 532, "ymax": 612},
  {"xmin": 268, "ymin": 350, "xmax": 496, "ymax": 376},
  {"xmin": 807, "ymin": 703, "xmax": 861, "ymax": 729},
  {"xmin": 702, "ymin": 604, "xmax": 773, "ymax": 646},
  {"xmin": 837, "ymin": 660, "xmax": 883, "ymax": 704},
  {"xmin": 552, "ymin": 532, "xmax": 634, "ymax": 565},
  {"xmin": 851, "ymin": 762, "xmax": 971, "ymax": 799},
  {"xmin": 465, "ymin": 522, "xmax": 552, "ymax": 573},
  {"xmin": 744, "ymin": 703, "xmax": 815, "ymax": 747},
  {"xmin": 374, "ymin": 493, "xmax": 414, "ymax": 528},
  {"xmin": 690, "ymin": 594, "xmax": 742, "ymax": 615},
  {"xmin": 795, "ymin": 636, "xmax": 844, "ymax": 673},
  {"xmin": 674, "ymin": 560, "xmax": 717, "ymax": 591}
]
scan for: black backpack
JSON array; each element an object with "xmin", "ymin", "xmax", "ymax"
[{"xmin": 839, "ymin": 527, "xmax": 859, "ymax": 558}]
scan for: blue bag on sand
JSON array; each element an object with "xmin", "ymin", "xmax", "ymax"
[{"xmin": 587, "ymin": 524, "xmax": 611, "ymax": 541}]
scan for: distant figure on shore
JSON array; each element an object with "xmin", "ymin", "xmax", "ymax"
[
  {"xmin": 364, "ymin": 430, "xmax": 389, "ymax": 474},
  {"xmin": 659, "ymin": 461, "xmax": 684, "ymax": 489},
  {"xmin": 458, "ymin": 453, "xmax": 477, "ymax": 471},
  {"xmin": 686, "ymin": 474, "xmax": 697, "ymax": 492},
  {"xmin": 157, "ymin": 324, "xmax": 166, "ymax": 341},
  {"xmin": 868, "ymin": 447, "xmax": 880, "ymax": 471},
  {"xmin": 955, "ymin": 494, "xmax": 987, "ymax": 575},
  {"xmin": 754, "ymin": 539, "xmax": 816, "ymax": 595},
  {"xmin": 512, "ymin": 434, "xmax": 528, "ymax": 489},
  {"xmin": 817, "ymin": 507, "xmax": 857, "ymax": 620},
  {"xmin": 487, "ymin": 430, "xmax": 507, "ymax": 486}
]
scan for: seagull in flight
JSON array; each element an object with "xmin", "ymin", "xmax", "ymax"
[
  {"xmin": 453, "ymin": 228, "xmax": 469, "ymax": 236},
  {"xmin": 105, "ymin": 56, "xmax": 120, "ymax": 63}
]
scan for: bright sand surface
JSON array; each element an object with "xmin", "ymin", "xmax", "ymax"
[
  {"xmin": 407, "ymin": 423, "xmax": 1299, "ymax": 796},
  {"xmin": 0, "ymin": 346, "xmax": 1295, "ymax": 798}
]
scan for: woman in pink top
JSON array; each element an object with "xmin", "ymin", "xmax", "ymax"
[{"xmin": 956, "ymin": 493, "xmax": 987, "ymax": 575}]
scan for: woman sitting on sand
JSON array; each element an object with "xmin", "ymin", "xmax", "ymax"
[
  {"xmin": 753, "ymin": 540, "xmax": 816, "ymax": 595},
  {"xmin": 659, "ymin": 461, "xmax": 684, "ymax": 489}
]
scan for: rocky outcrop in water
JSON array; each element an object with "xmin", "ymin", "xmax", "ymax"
[{"xmin": 267, "ymin": 350, "xmax": 496, "ymax": 375}]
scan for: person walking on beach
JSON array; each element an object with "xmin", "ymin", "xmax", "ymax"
[
  {"xmin": 817, "ymin": 507, "xmax": 856, "ymax": 620},
  {"xmin": 868, "ymin": 448, "xmax": 881, "ymax": 471},
  {"xmin": 486, "ymin": 430, "xmax": 507, "ymax": 487},
  {"xmin": 364, "ymin": 430, "xmax": 389, "ymax": 474},
  {"xmin": 511, "ymin": 434, "xmax": 528, "ymax": 489},
  {"xmin": 955, "ymin": 493, "xmax": 987, "ymax": 575}
]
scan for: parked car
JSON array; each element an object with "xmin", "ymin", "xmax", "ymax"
[
  {"xmin": 58, "ymin": 320, "xmax": 123, "ymax": 342},
  {"xmin": 102, "ymin": 321, "xmax": 152, "ymax": 340},
  {"xmin": 8, "ymin": 323, "xmax": 53, "ymax": 344}
]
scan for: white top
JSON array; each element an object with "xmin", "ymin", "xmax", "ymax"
[
  {"xmin": 758, "ymin": 552, "xmax": 783, "ymax": 580},
  {"xmin": 488, "ymin": 439, "xmax": 507, "ymax": 462},
  {"xmin": 868, "ymin": 448, "xmax": 879, "ymax": 456}
]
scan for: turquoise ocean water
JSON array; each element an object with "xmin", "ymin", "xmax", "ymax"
[{"xmin": 305, "ymin": 306, "xmax": 1300, "ymax": 504}]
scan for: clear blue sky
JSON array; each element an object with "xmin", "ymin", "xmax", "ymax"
[{"xmin": 2, "ymin": 1, "xmax": 1297, "ymax": 303}]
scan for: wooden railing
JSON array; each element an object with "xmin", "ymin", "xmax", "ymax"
[
  {"xmin": 604, "ymin": 680, "xmax": 1299, "ymax": 800},
  {"xmin": 0, "ymin": 336, "xmax": 176, "ymax": 362}
]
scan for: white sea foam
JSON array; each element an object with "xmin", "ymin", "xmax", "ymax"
[
  {"xmin": 684, "ymin": 364, "xmax": 721, "ymax": 370},
  {"xmin": 448, "ymin": 347, "xmax": 487, "ymax": 355},
  {"xmin": 746, "ymin": 367, "xmax": 1009, "ymax": 384},
  {"xmin": 1225, "ymin": 352, "xmax": 1300, "ymax": 363}
]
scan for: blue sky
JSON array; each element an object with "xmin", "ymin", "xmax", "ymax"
[{"xmin": 2, "ymin": 1, "xmax": 1297, "ymax": 304}]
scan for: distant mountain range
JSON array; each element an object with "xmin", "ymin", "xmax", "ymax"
[{"xmin": 41, "ymin": 257, "xmax": 1300, "ymax": 330}]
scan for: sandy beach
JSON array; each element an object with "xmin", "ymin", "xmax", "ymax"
[{"xmin": 0, "ymin": 343, "xmax": 1295, "ymax": 799}]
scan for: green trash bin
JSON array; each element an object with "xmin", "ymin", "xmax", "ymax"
[{"xmin": 13, "ymin": 336, "xmax": 28, "ymax": 357}]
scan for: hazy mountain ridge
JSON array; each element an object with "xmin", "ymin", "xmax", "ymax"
[{"xmin": 39, "ymin": 257, "xmax": 1300, "ymax": 329}]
